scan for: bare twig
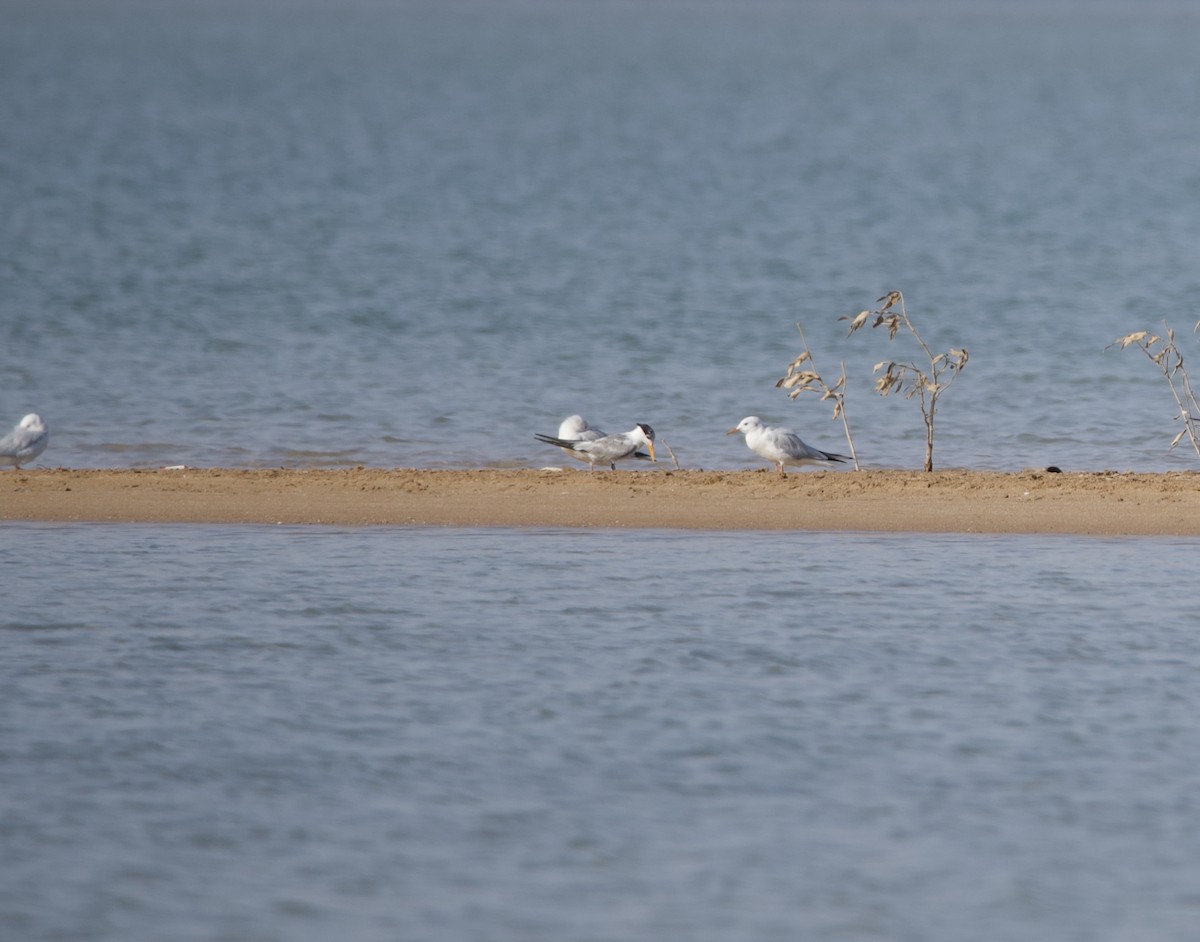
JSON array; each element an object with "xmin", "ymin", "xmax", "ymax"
[
  {"xmin": 1109, "ymin": 323, "xmax": 1200, "ymax": 459},
  {"xmin": 658, "ymin": 437, "xmax": 683, "ymax": 471},
  {"xmin": 840, "ymin": 291, "xmax": 968, "ymax": 472},
  {"xmin": 775, "ymin": 322, "xmax": 861, "ymax": 469}
]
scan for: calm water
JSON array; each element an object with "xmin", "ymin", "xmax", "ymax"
[
  {"xmin": 3, "ymin": 523, "xmax": 1200, "ymax": 942},
  {"xmin": 4, "ymin": 4, "xmax": 1200, "ymax": 940},
  {"xmin": 3, "ymin": 0, "xmax": 1200, "ymax": 471}
]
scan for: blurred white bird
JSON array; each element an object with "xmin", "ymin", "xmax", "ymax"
[
  {"xmin": 554, "ymin": 414, "xmax": 608, "ymax": 464},
  {"xmin": 536, "ymin": 423, "xmax": 656, "ymax": 470},
  {"xmin": 727, "ymin": 416, "xmax": 847, "ymax": 476},
  {"xmin": 0, "ymin": 413, "xmax": 49, "ymax": 469}
]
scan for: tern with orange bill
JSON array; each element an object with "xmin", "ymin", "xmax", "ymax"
[{"xmin": 535, "ymin": 423, "xmax": 656, "ymax": 471}]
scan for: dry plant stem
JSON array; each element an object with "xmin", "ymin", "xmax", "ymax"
[
  {"xmin": 1111, "ymin": 322, "xmax": 1200, "ymax": 459},
  {"xmin": 775, "ymin": 322, "xmax": 861, "ymax": 470},
  {"xmin": 831, "ymin": 360, "xmax": 860, "ymax": 470},
  {"xmin": 901, "ymin": 298, "xmax": 937, "ymax": 470},
  {"xmin": 1168, "ymin": 358, "xmax": 1200, "ymax": 457},
  {"xmin": 659, "ymin": 438, "xmax": 683, "ymax": 471},
  {"xmin": 889, "ymin": 296, "xmax": 937, "ymax": 472},
  {"xmin": 842, "ymin": 291, "xmax": 968, "ymax": 473},
  {"xmin": 797, "ymin": 323, "xmax": 860, "ymax": 470}
]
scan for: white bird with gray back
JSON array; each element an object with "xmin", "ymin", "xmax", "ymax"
[
  {"xmin": 536, "ymin": 422, "xmax": 656, "ymax": 470},
  {"xmin": 727, "ymin": 415, "xmax": 847, "ymax": 476},
  {"xmin": 0, "ymin": 413, "xmax": 49, "ymax": 469},
  {"xmin": 553, "ymin": 415, "xmax": 608, "ymax": 465}
]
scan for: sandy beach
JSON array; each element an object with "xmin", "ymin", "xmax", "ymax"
[{"xmin": 2, "ymin": 466, "xmax": 1198, "ymax": 535}]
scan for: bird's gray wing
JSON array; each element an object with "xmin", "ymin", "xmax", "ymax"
[{"xmin": 0, "ymin": 428, "xmax": 32, "ymax": 455}]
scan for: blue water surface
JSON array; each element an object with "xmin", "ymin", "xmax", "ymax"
[
  {"xmin": 4, "ymin": 3, "xmax": 1200, "ymax": 939},
  {"xmin": 2, "ymin": 0, "xmax": 1200, "ymax": 471},
  {"xmin": 3, "ymin": 523, "xmax": 1200, "ymax": 941}
]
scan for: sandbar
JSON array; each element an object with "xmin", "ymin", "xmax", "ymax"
[{"xmin": 2, "ymin": 467, "xmax": 1199, "ymax": 535}]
